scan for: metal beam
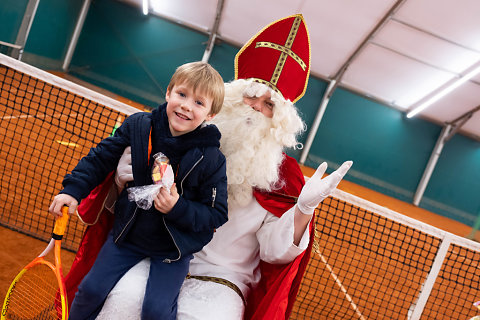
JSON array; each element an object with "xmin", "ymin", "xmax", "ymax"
[
  {"xmin": 0, "ymin": 41, "xmax": 22, "ymax": 50},
  {"xmin": 444, "ymin": 104, "xmax": 480, "ymax": 141},
  {"xmin": 299, "ymin": 79, "xmax": 336, "ymax": 164},
  {"xmin": 202, "ymin": 0, "xmax": 225, "ymax": 63},
  {"xmin": 413, "ymin": 104, "xmax": 480, "ymax": 205},
  {"xmin": 299, "ymin": 0, "xmax": 407, "ymax": 165},
  {"xmin": 450, "ymin": 104, "xmax": 480, "ymax": 124},
  {"xmin": 11, "ymin": 0, "xmax": 40, "ymax": 60},
  {"xmin": 62, "ymin": 0, "xmax": 92, "ymax": 71},
  {"xmin": 413, "ymin": 124, "xmax": 452, "ymax": 206},
  {"xmin": 445, "ymin": 114, "xmax": 472, "ymax": 142}
]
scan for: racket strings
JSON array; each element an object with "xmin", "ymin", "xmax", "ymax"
[{"xmin": 4, "ymin": 263, "xmax": 61, "ymax": 320}]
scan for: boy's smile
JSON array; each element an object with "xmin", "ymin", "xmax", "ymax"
[{"xmin": 166, "ymin": 83, "xmax": 215, "ymax": 136}]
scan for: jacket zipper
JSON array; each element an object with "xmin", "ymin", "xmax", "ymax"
[
  {"xmin": 115, "ymin": 206, "xmax": 138, "ymax": 243},
  {"xmin": 163, "ymin": 155, "xmax": 204, "ymax": 263},
  {"xmin": 179, "ymin": 156, "xmax": 204, "ymax": 195},
  {"xmin": 211, "ymin": 187, "xmax": 216, "ymax": 207}
]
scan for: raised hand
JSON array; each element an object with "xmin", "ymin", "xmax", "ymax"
[{"xmin": 297, "ymin": 161, "xmax": 353, "ymax": 215}]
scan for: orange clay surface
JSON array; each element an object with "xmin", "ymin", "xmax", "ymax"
[{"xmin": 1, "ymin": 71, "xmax": 477, "ymax": 317}]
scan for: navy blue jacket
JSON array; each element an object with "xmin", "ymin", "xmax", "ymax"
[{"xmin": 61, "ymin": 104, "xmax": 228, "ymax": 261}]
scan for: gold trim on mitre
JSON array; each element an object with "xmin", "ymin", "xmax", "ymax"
[{"xmin": 234, "ymin": 14, "xmax": 311, "ymax": 104}]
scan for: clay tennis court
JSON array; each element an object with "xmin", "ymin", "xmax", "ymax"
[
  {"xmin": 1, "ymin": 58, "xmax": 480, "ymax": 319},
  {"xmin": 0, "ymin": 62, "xmax": 125, "ymax": 309}
]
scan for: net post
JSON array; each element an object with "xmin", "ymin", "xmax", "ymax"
[
  {"xmin": 466, "ymin": 208, "xmax": 480, "ymax": 240},
  {"xmin": 11, "ymin": 0, "xmax": 40, "ymax": 60},
  {"xmin": 408, "ymin": 235, "xmax": 452, "ymax": 320}
]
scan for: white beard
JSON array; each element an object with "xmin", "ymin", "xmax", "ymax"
[{"xmin": 209, "ymin": 100, "xmax": 285, "ymax": 209}]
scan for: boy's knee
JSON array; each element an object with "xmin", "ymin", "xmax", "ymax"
[
  {"xmin": 141, "ymin": 295, "xmax": 177, "ymax": 320},
  {"xmin": 76, "ymin": 278, "xmax": 106, "ymax": 303}
]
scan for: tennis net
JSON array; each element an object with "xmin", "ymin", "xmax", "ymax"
[
  {"xmin": 1, "ymin": 53, "xmax": 480, "ymax": 320},
  {"xmin": 291, "ymin": 189, "xmax": 480, "ymax": 320},
  {"xmin": 0, "ymin": 53, "xmax": 139, "ymax": 251}
]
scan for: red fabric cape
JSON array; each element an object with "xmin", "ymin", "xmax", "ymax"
[
  {"xmin": 63, "ymin": 156, "xmax": 314, "ymax": 320},
  {"xmin": 246, "ymin": 154, "xmax": 314, "ymax": 320},
  {"xmin": 62, "ymin": 172, "xmax": 115, "ymax": 310}
]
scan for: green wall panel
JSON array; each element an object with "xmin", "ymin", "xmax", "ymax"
[
  {"xmin": 2, "ymin": 0, "xmax": 478, "ymax": 228},
  {"xmin": 209, "ymin": 42, "xmax": 238, "ymax": 83},
  {"xmin": 422, "ymin": 135, "xmax": 480, "ymax": 225},
  {"xmin": 69, "ymin": 0, "xmax": 210, "ymax": 108},
  {"xmin": 25, "ymin": 0, "xmax": 83, "ymax": 61},
  {"xmin": 0, "ymin": 0, "xmax": 28, "ymax": 45},
  {"xmin": 285, "ymin": 76, "xmax": 328, "ymax": 160},
  {"xmin": 306, "ymin": 87, "xmax": 441, "ymax": 202}
]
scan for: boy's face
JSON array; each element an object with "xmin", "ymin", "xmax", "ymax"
[{"xmin": 165, "ymin": 82, "xmax": 215, "ymax": 137}]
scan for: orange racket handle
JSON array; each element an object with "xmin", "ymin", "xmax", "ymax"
[{"xmin": 53, "ymin": 206, "xmax": 70, "ymax": 238}]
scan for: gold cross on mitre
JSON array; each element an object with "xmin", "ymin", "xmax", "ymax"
[{"xmin": 235, "ymin": 14, "xmax": 311, "ymax": 103}]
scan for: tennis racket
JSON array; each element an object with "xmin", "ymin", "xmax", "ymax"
[{"xmin": 1, "ymin": 207, "xmax": 70, "ymax": 320}]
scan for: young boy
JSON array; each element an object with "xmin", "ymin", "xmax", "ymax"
[{"xmin": 49, "ymin": 61, "xmax": 228, "ymax": 320}]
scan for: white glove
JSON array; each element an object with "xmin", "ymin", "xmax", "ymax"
[
  {"xmin": 297, "ymin": 160, "xmax": 353, "ymax": 215},
  {"xmin": 115, "ymin": 146, "xmax": 133, "ymax": 191}
]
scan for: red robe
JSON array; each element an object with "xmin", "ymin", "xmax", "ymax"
[
  {"xmin": 63, "ymin": 172, "xmax": 115, "ymax": 309},
  {"xmin": 63, "ymin": 155, "xmax": 314, "ymax": 319},
  {"xmin": 246, "ymin": 154, "xmax": 314, "ymax": 320}
]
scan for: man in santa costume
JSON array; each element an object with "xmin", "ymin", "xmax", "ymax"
[{"xmin": 65, "ymin": 14, "xmax": 352, "ymax": 319}]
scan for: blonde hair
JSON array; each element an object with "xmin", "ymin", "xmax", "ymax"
[{"xmin": 167, "ymin": 61, "xmax": 225, "ymax": 115}]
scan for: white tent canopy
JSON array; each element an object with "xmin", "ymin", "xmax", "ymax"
[{"xmin": 121, "ymin": 0, "xmax": 480, "ymax": 140}]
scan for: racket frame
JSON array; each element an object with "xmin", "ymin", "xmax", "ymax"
[{"xmin": 1, "ymin": 208, "xmax": 69, "ymax": 320}]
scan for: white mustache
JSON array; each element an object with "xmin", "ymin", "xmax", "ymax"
[{"xmin": 213, "ymin": 103, "xmax": 270, "ymax": 129}]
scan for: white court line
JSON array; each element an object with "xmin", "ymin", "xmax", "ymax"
[
  {"xmin": 1, "ymin": 111, "xmax": 89, "ymax": 121},
  {"xmin": 308, "ymin": 176, "xmax": 366, "ymax": 319},
  {"xmin": 1, "ymin": 114, "xmax": 33, "ymax": 120},
  {"xmin": 316, "ymin": 248, "xmax": 366, "ymax": 320}
]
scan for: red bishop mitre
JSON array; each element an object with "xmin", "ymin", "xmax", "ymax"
[{"xmin": 234, "ymin": 14, "xmax": 311, "ymax": 104}]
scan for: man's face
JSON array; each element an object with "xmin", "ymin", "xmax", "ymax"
[{"xmin": 242, "ymin": 91, "xmax": 274, "ymax": 118}]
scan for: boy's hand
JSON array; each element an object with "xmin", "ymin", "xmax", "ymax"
[
  {"xmin": 49, "ymin": 194, "xmax": 78, "ymax": 218},
  {"xmin": 153, "ymin": 183, "xmax": 179, "ymax": 214}
]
